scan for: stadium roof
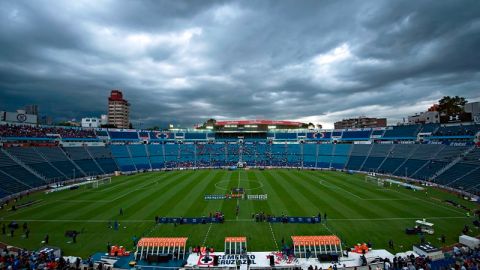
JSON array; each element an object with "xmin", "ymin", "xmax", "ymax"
[{"xmin": 215, "ymin": 120, "xmax": 304, "ymax": 127}]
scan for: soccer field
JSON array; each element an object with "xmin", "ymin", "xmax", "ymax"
[{"xmin": 0, "ymin": 169, "xmax": 476, "ymax": 257}]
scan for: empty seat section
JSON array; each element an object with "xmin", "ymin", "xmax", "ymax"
[
  {"xmin": 435, "ymin": 163, "xmax": 477, "ymax": 186},
  {"xmin": 185, "ymin": 133, "xmax": 207, "ymax": 140},
  {"xmin": 383, "ymin": 125, "xmax": 420, "ymax": 138},
  {"xmin": 0, "ymin": 165, "xmax": 44, "ymax": 188},
  {"xmin": 148, "ymin": 144, "xmax": 164, "ymax": 169},
  {"xmin": 64, "ymin": 147, "xmax": 103, "ymax": 175},
  {"xmin": 110, "ymin": 145, "xmax": 135, "ymax": 171},
  {"xmin": 0, "ymin": 170, "xmax": 31, "ymax": 195},
  {"xmin": 275, "ymin": 133, "xmax": 297, "ymax": 140},
  {"xmin": 412, "ymin": 161, "xmax": 447, "ymax": 180},
  {"xmin": 452, "ymin": 167, "xmax": 480, "ymax": 193},
  {"xmin": 303, "ymin": 144, "xmax": 317, "ymax": 167},
  {"xmin": 86, "ymin": 146, "xmax": 118, "ymax": 173},
  {"xmin": 109, "ymin": 131, "xmax": 139, "ymax": 140},
  {"xmin": 362, "ymin": 144, "xmax": 393, "ymax": 172},
  {"xmin": 331, "ymin": 144, "xmax": 351, "ymax": 169},
  {"xmin": 341, "ymin": 130, "xmax": 371, "ymax": 139},
  {"xmin": 378, "ymin": 144, "xmax": 418, "ymax": 174},
  {"xmin": 345, "ymin": 144, "xmax": 371, "ymax": 170},
  {"xmin": 6, "ymin": 147, "xmax": 64, "ymax": 180},
  {"xmin": 128, "ymin": 144, "xmax": 151, "ymax": 170},
  {"xmin": 35, "ymin": 147, "xmax": 78, "ymax": 178},
  {"xmin": 317, "ymin": 144, "xmax": 333, "ymax": 168}
]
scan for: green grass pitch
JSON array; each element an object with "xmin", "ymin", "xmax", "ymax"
[{"xmin": 0, "ymin": 169, "xmax": 477, "ymax": 258}]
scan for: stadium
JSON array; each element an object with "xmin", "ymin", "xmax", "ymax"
[
  {"xmin": 2, "ymin": 1, "xmax": 480, "ymax": 270},
  {"xmin": 0, "ymin": 121, "xmax": 479, "ymax": 269}
]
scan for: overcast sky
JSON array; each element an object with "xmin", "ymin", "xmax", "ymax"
[{"xmin": 0, "ymin": 0, "xmax": 479, "ymax": 129}]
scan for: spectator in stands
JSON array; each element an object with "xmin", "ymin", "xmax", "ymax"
[{"xmin": 0, "ymin": 124, "xmax": 96, "ymax": 139}]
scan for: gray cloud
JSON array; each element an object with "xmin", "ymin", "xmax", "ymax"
[{"xmin": 0, "ymin": 0, "xmax": 479, "ymax": 128}]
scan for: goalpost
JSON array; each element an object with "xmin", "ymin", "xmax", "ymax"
[
  {"xmin": 365, "ymin": 173, "xmax": 387, "ymax": 187},
  {"xmin": 91, "ymin": 177, "xmax": 112, "ymax": 188}
]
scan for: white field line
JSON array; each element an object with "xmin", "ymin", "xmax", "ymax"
[
  {"xmin": 268, "ymin": 222, "xmax": 279, "ymax": 250},
  {"xmin": 202, "ymin": 223, "xmax": 214, "ymax": 246},
  {"xmin": 236, "ymin": 171, "xmax": 241, "ymax": 220},
  {"xmin": 319, "ymin": 179, "xmax": 424, "ymax": 201}
]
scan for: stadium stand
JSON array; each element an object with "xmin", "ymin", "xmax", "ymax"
[
  {"xmin": 345, "ymin": 144, "xmax": 371, "ymax": 171},
  {"xmin": 128, "ymin": 144, "xmax": 152, "ymax": 170},
  {"xmin": 434, "ymin": 124, "xmax": 480, "ymax": 137},
  {"xmin": 341, "ymin": 130, "xmax": 372, "ymax": 140},
  {"xmin": 64, "ymin": 147, "xmax": 104, "ymax": 176},
  {"xmin": 110, "ymin": 144, "xmax": 136, "ymax": 171},
  {"xmin": 109, "ymin": 131, "xmax": 139, "ymax": 140},
  {"xmin": 361, "ymin": 144, "xmax": 394, "ymax": 172},
  {"xmin": 1, "ymin": 123, "xmax": 480, "ymax": 198},
  {"xmin": 383, "ymin": 125, "xmax": 421, "ymax": 139},
  {"xmin": 85, "ymin": 146, "xmax": 118, "ymax": 173},
  {"xmin": 6, "ymin": 147, "xmax": 66, "ymax": 180},
  {"xmin": 35, "ymin": 147, "xmax": 82, "ymax": 179}
]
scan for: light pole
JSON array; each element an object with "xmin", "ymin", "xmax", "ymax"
[{"xmin": 73, "ymin": 168, "xmax": 75, "ymax": 180}]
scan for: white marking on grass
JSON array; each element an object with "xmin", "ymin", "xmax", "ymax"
[
  {"xmin": 268, "ymin": 223, "xmax": 279, "ymax": 250},
  {"xmin": 236, "ymin": 171, "xmax": 241, "ymax": 220},
  {"xmin": 322, "ymin": 223, "xmax": 336, "ymax": 235},
  {"xmin": 388, "ymin": 187, "xmax": 466, "ymax": 215},
  {"xmin": 214, "ymin": 180, "xmax": 263, "ymax": 191},
  {"xmin": 318, "ymin": 180, "xmax": 363, "ymax": 199},
  {"xmin": 202, "ymin": 223, "xmax": 213, "ymax": 246},
  {"xmin": 56, "ymin": 175, "xmax": 170, "ymax": 203},
  {"xmin": 319, "ymin": 179, "xmax": 422, "ymax": 201}
]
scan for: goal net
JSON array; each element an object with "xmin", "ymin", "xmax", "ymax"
[
  {"xmin": 365, "ymin": 175, "xmax": 387, "ymax": 187},
  {"xmin": 91, "ymin": 177, "xmax": 112, "ymax": 188}
]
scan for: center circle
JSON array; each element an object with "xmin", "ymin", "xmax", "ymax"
[{"xmin": 214, "ymin": 179, "xmax": 264, "ymax": 191}]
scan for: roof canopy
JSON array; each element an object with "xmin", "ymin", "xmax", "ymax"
[
  {"xmin": 216, "ymin": 120, "xmax": 303, "ymax": 126},
  {"xmin": 225, "ymin": 237, "xmax": 247, "ymax": 243},
  {"xmin": 291, "ymin": 236, "xmax": 341, "ymax": 246},
  {"xmin": 137, "ymin": 237, "xmax": 188, "ymax": 248}
]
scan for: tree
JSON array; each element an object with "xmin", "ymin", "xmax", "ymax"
[{"xmin": 438, "ymin": 96, "xmax": 467, "ymax": 117}]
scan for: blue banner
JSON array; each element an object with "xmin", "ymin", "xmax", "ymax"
[
  {"xmin": 268, "ymin": 216, "xmax": 321, "ymax": 224},
  {"xmin": 157, "ymin": 217, "xmax": 223, "ymax": 224}
]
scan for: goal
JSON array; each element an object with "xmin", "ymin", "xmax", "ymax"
[
  {"xmin": 365, "ymin": 175, "xmax": 387, "ymax": 187},
  {"xmin": 91, "ymin": 177, "xmax": 112, "ymax": 188}
]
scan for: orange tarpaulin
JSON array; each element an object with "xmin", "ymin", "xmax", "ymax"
[
  {"xmin": 291, "ymin": 236, "xmax": 341, "ymax": 246},
  {"xmin": 225, "ymin": 237, "xmax": 247, "ymax": 243},
  {"xmin": 137, "ymin": 237, "xmax": 188, "ymax": 248}
]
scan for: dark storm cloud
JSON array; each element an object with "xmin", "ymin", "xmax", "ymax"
[{"xmin": 0, "ymin": 0, "xmax": 479, "ymax": 128}]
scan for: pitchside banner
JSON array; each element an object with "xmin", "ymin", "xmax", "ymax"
[
  {"xmin": 204, "ymin": 194, "xmax": 243, "ymax": 200},
  {"xmin": 268, "ymin": 216, "xmax": 321, "ymax": 223},
  {"xmin": 186, "ymin": 251, "xmax": 298, "ymax": 268},
  {"xmin": 247, "ymin": 194, "xmax": 268, "ymax": 200},
  {"xmin": 157, "ymin": 217, "xmax": 221, "ymax": 224}
]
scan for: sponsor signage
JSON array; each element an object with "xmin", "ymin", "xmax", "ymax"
[
  {"xmin": 268, "ymin": 216, "xmax": 322, "ymax": 223},
  {"xmin": 247, "ymin": 194, "xmax": 268, "ymax": 200}
]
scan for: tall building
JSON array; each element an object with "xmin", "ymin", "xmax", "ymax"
[
  {"xmin": 334, "ymin": 117, "xmax": 387, "ymax": 129},
  {"xmin": 107, "ymin": 90, "xmax": 130, "ymax": 128}
]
